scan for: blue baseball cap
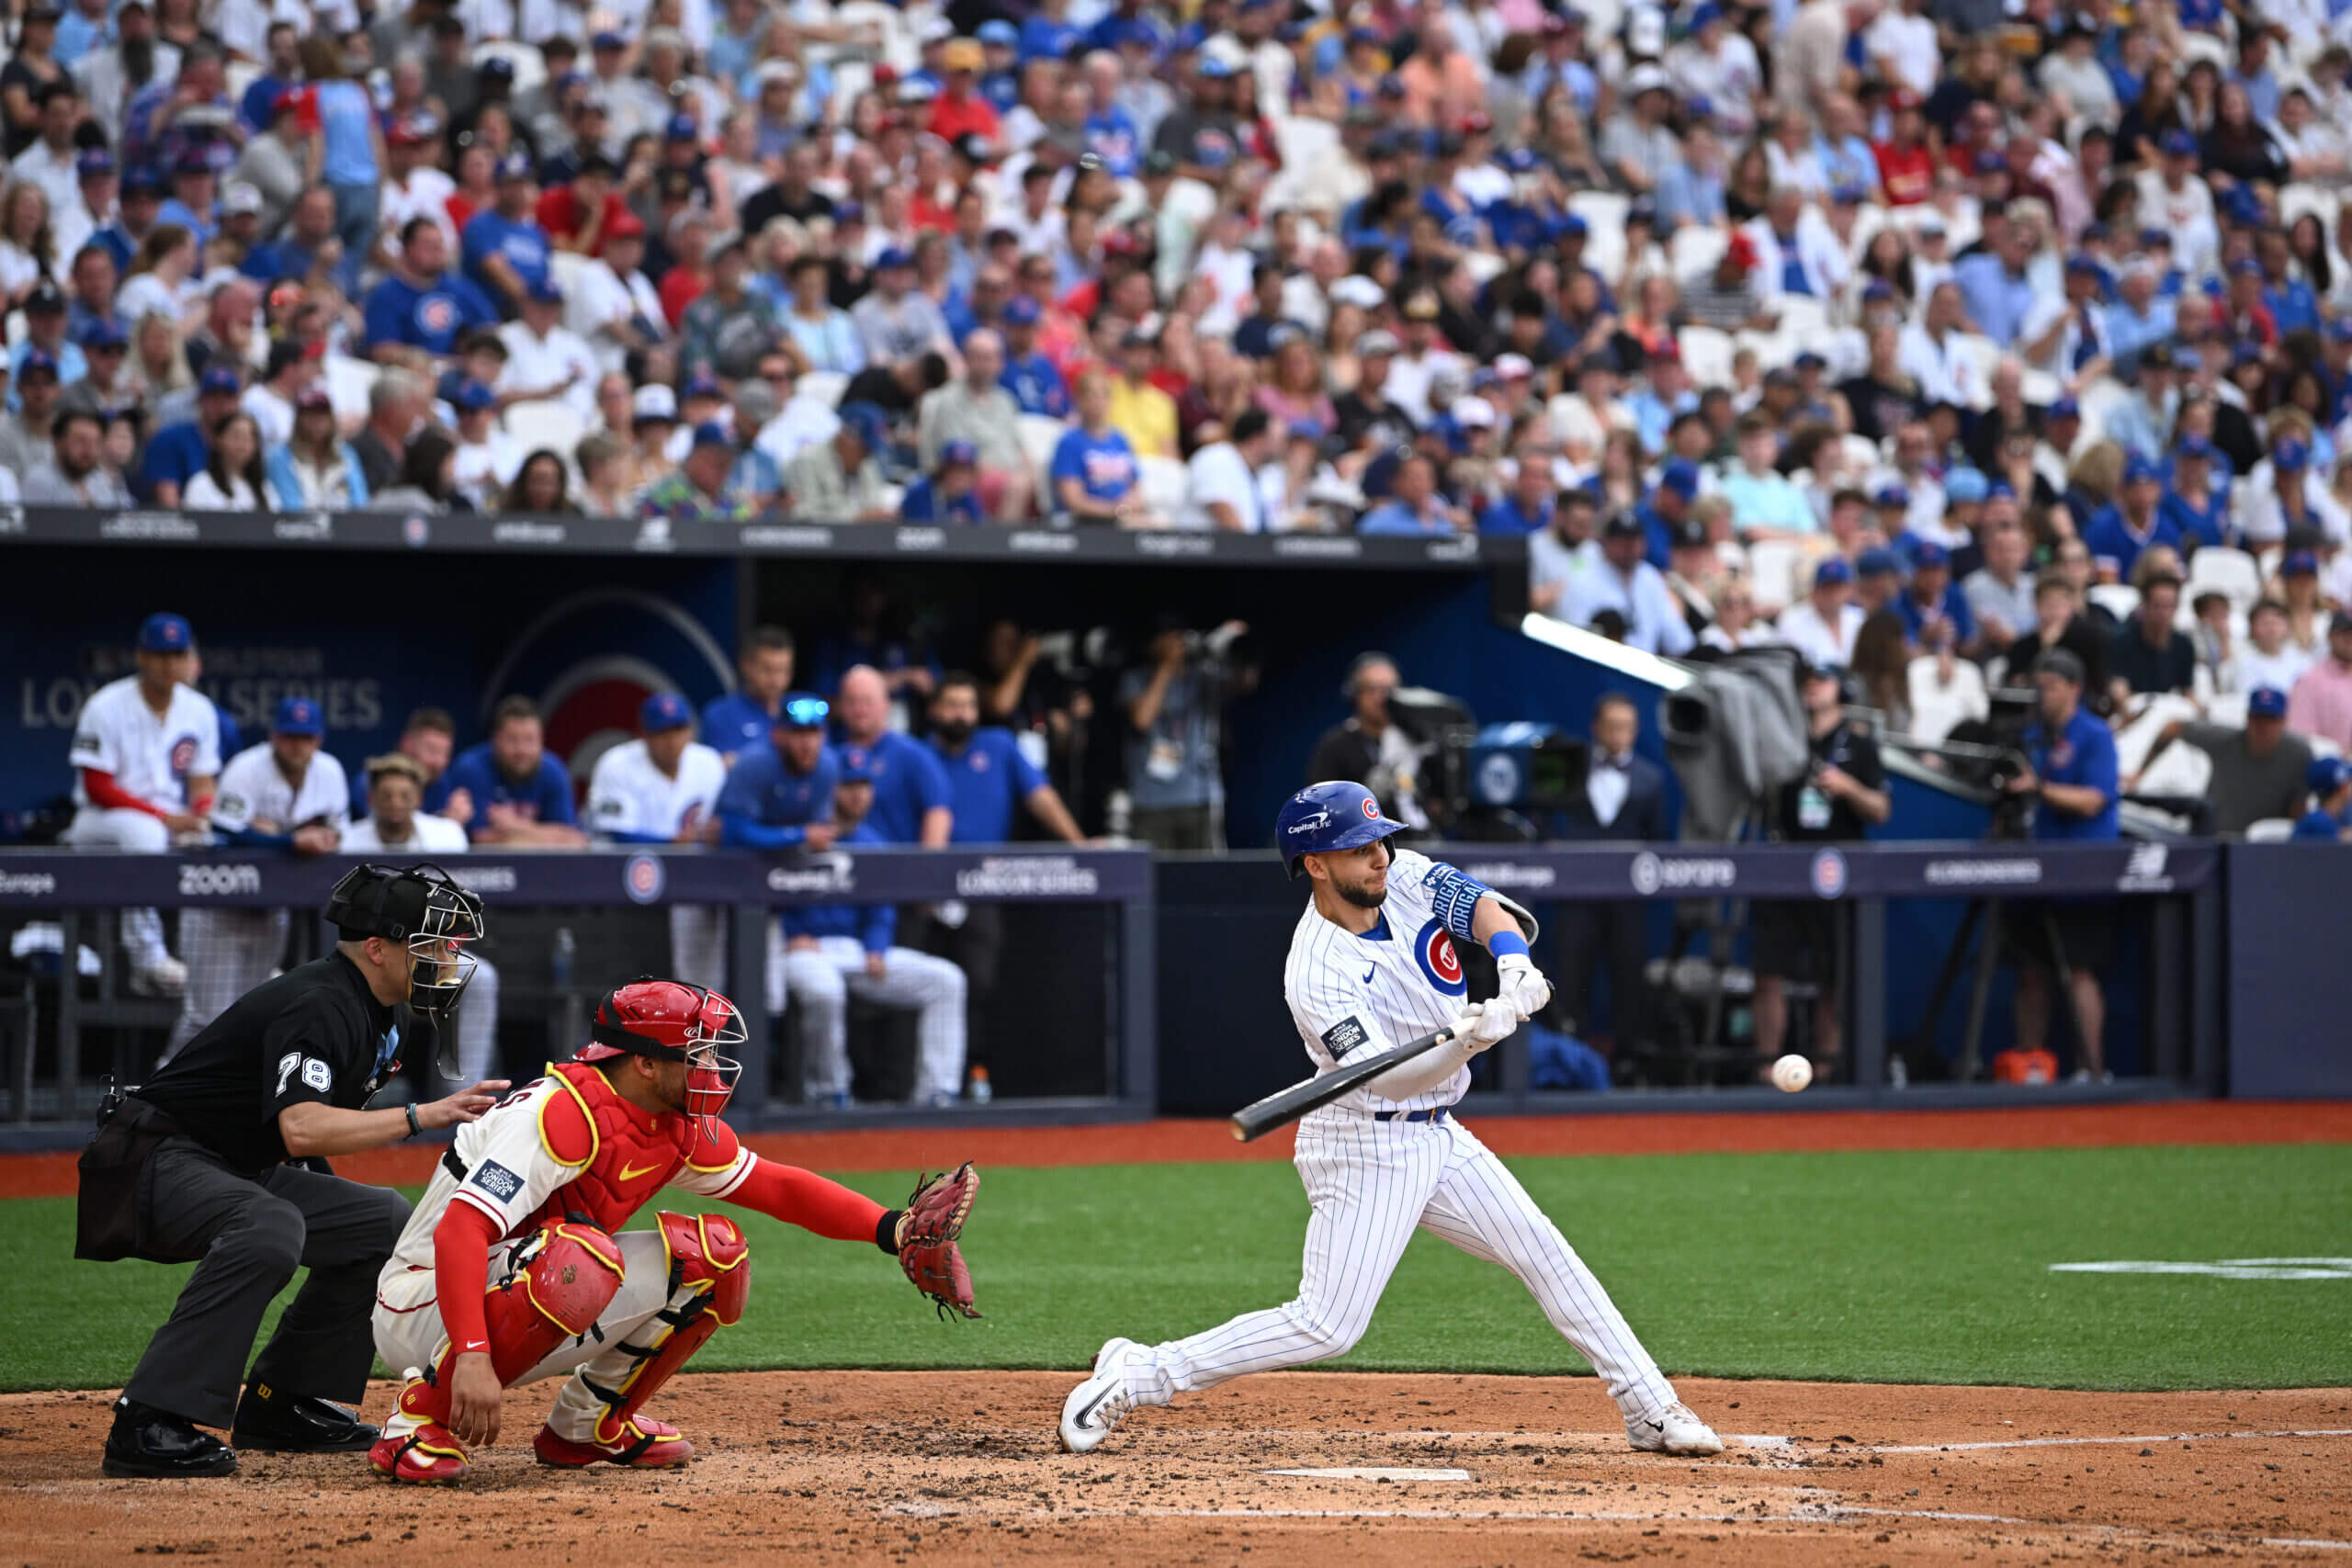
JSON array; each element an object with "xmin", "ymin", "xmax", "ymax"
[
  {"xmin": 683, "ymin": 368, "xmax": 723, "ymax": 400},
  {"xmin": 1815, "ymin": 558, "xmax": 1853, "ymax": 587},
  {"xmin": 666, "ymin": 111, "xmax": 699, "ymax": 141},
  {"xmin": 78, "ymin": 317, "xmax": 126, "ymax": 349},
  {"xmin": 2231, "ymin": 255, "xmax": 2266, "ymax": 278},
  {"xmin": 639, "ymin": 691, "xmax": 694, "ymax": 732},
  {"xmin": 198, "ymin": 363, "xmax": 240, "ymax": 394},
  {"xmin": 1913, "ymin": 541, "xmax": 1951, "ymax": 570},
  {"xmin": 837, "ymin": 749, "xmax": 878, "ymax": 784},
  {"xmin": 1560, "ymin": 212, "xmax": 1589, "ymax": 238},
  {"xmin": 2048, "ymin": 395, "xmax": 2080, "ymax": 421},
  {"xmin": 1001, "ymin": 294, "xmax": 1039, "ymax": 324},
  {"xmin": 2309, "ymin": 756, "xmax": 2350, "ymax": 795},
  {"xmin": 1861, "ymin": 279, "xmax": 1894, "ymax": 302},
  {"xmin": 2248, "ymin": 686, "xmax": 2290, "ymax": 719},
  {"xmin": 496, "ymin": 150, "xmax": 535, "ymax": 181},
  {"xmin": 2064, "ymin": 254, "xmax": 2102, "ymax": 277},
  {"xmin": 938, "ymin": 438, "xmax": 978, "ymax": 467},
  {"xmin": 137, "ymin": 613, "xmax": 192, "ymax": 652},
  {"xmin": 838, "ymin": 400, "xmax": 888, "ymax": 448},
  {"xmin": 17, "ymin": 347, "xmax": 58, "ymax": 379},
  {"xmin": 1856, "ymin": 547, "xmax": 1900, "ymax": 578},
  {"xmin": 1985, "ymin": 480, "xmax": 2018, "ymax": 502},
  {"xmin": 978, "ymin": 18, "xmax": 1017, "ymax": 43},
  {"xmin": 2177, "ymin": 433, "xmax": 2215, "ymax": 459},
  {"xmin": 776, "ymin": 693, "xmax": 831, "ymax": 730},
  {"xmin": 2285, "ymin": 548, "xmax": 2320, "ymax": 577},
  {"xmin": 526, "ymin": 276, "xmax": 563, "ymax": 303},
  {"xmin": 271, "ymin": 694, "xmax": 323, "ymax": 737},
  {"xmin": 123, "ymin": 166, "xmax": 165, "ymax": 196},
  {"xmin": 2224, "ymin": 186, "xmax": 2264, "ymax": 224},
  {"xmin": 2277, "ymin": 437, "xmax": 2312, "ymax": 471},
  {"xmin": 2160, "ymin": 129, "xmax": 2198, "ymax": 157},
  {"xmin": 689, "ymin": 420, "xmax": 733, "ymax": 450},
  {"xmin": 1871, "ymin": 483, "xmax": 1909, "ymax": 507},
  {"xmin": 874, "ymin": 245, "xmax": 913, "ymax": 270},
  {"xmin": 1944, "ymin": 467, "xmax": 1989, "ymax": 504},
  {"xmin": 2124, "ymin": 454, "xmax": 2163, "ymax": 485},
  {"xmin": 592, "ymin": 28, "xmax": 626, "ymax": 48},
  {"xmin": 453, "ymin": 378, "xmax": 496, "ymax": 412},
  {"xmin": 1973, "ymin": 150, "xmax": 2006, "ymax": 173},
  {"xmin": 74, "ymin": 147, "xmax": 114, "ymax": 178},
  {"xmin": 1658, "ymin": 458, "xmax": 1700, "ymax": 499},
  {"xmin": 2139, "ymin": 226, "xmax": 2171, "ymax": 250}
]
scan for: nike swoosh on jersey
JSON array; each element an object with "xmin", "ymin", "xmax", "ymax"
[
  {"xmin": 618, "ymin": 1160, "xmax": 666, "ymax": 1182},
  {"xmin": 1361, "ymin": 965, "xmax": 1375, "ymax": 983}
]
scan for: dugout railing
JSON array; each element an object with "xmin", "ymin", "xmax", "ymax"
[{"xmin": 0, "ymin": 847, "xmax": 1154, "ymax": 1143}]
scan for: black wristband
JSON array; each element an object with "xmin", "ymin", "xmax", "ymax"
[
  {"xmin": 876, "ymin": 1209, "xmax": 903, "ymax": 1255},
  {"xmin": 404, "ymin": 1103, "xmax": 422, "ymax": 1140}
]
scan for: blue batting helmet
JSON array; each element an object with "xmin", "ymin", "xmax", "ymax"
[{"xmin": 1277, "ymin": 780, "xmax": 1408, "ymax": 879}]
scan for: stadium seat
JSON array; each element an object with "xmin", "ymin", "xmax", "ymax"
[
  {"xmin": 2018, "ymin": 367, "xmax": 2063, "ymax": 405},
  {"xmin": 2244, "ymin": 818, "xmax": 2297, "ymax": 842},
  {"xmin": 2076, "ymin": 377, "xmax": 2132, "ymax": 446},
  {"xmin": 1841, "ymin": 433, "xmax": 1882, "ymax": 471},
  {"xmin": 2135, "ymin": 734, "xmax": 2212, "ymax": 799},
  {"xmin": 1669, "ymin": 225, "xmax": 1726, "ymax": 281},
  {"xmin": 1677, "ymin": 325, "xmax": 1735, "ymax": 387},
  {"xmin": 829, "ymin": 59, "xmax": 875, "ymax": 108},
  {"xmin": 1947, "ymin": 333, "xmax": 2001, "ymax": 409},
  {"xmin": 225, "ymin": 60, "xmax": 258, "ymax": 108},
  {"xmin": 1267, "ymin": 117, "xmax": 1339, "ymax": 211},
  {"xmin": 2087, "ymin": 582, "xmax": 2140, "ymax": 623},
  {"xmin": 504, "ymin": 399, "xmax": 587, "ymax": 459},
  {"xmin": 796, "ymin": 370, "xmax": 848, "ymax": 409},
  {"xmin": 323, "ymin": 354, "xmax": 379, "ymax": 426},
  {"xmin": 1772, "ymin": 295, "xmax": 1829, "ymax": 344},
  {"xmin": 2187, "ymin": 545, "xmax": 2262, "ymax": 614},
  {"xmin": 1015, "ymin": 414, "xmax": 1067, "ymax": 487},
  {"xmin": 1136, "ymin": 455, "xmax": 1190, "ymax": 520},
  {"xmin": 2281, "ymin": 183, "xmax": 2338, "ymax": 232},
  {"xmin": 1744, "ymin": 539, "xmax": 1803, "ymax": 615},
  {"xmin": 5, "ymin": 308, "xmax": 21, "ymax": 346},
  {"xmin": 1905, "ymin": 653, "xmax": 1989, "ymax": 744}
]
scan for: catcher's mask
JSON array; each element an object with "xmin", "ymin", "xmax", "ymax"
[
  {"xmin": 573, "ymin": 976, "xmax": 746, "ymax": 1141},
  {"xmin": 325, "ymin": 863, "xmax": 484, "ymax": 1070}
]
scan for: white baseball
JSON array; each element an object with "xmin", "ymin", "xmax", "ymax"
[{"xmin": 1770, "ymin": 1054, "xmax": 1813, "ymax": 1093}]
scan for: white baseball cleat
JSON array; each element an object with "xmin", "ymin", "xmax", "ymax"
[
  {"xmin": 1057, "ymin": 1337, "xmax": 1142, "ymax": 1453},
  {"xmin": 1625, "ymin": 1402, "xmax": 1724, "ymax": 1455}
]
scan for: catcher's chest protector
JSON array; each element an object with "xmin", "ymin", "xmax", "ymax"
[{"xmin": 524, "ymin": 1062, "xmax": 693, "ymax": 1235}]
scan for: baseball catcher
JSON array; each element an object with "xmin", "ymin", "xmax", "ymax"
[{"xmin": 368, "ymin": 976, "xmax": 978, "ymax": 1483}]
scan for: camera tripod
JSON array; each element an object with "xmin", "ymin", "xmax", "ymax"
[{"xmin": 1896, "ymin": 895, "xmax": 2091, "ymax": 1083}]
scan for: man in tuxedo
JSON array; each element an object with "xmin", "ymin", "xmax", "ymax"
[{"xmin": 1553, "ymin": 694, "xmax": 1668, "ymax": 1060}]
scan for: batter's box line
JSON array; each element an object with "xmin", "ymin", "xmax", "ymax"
[{"xmin": 1864, "ymin": 1427, "xmax": 2352, "ymax": 1455}]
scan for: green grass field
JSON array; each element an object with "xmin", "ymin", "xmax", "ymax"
[{"xmin": 6, "ymin": 1144, "xmax": 2349, "ymax": 1394}]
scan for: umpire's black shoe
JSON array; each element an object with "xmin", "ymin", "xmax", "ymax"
[
  {"xmin": 103, "ymin": 1398, "xmax": 238, "ymax": 1478},
  {"xmin": 230, "ymin": 1382, "xmax": 379, "ymax": 1454}
]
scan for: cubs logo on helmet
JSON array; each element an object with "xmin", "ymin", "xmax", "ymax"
[
  {"xmin": 481, "ymin": 586, "xmax": 735, "ymax": 797},
  {"xmin": 1412, "ymin": 916, "xmax": 1467, "ymax": 996}
]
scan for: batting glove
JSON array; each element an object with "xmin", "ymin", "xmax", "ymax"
[
  {"xmin": 1467, "ymin": 998, "xmax": 1519, "ymax": 1048},
  {"xmin": 1496, "ymin": 954, "xmax": 1554, "ymax": 1022}
]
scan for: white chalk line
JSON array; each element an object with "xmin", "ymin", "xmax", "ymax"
[{"xmin": 1868, "ymin": 1427, "xmax": 2352, "ymax": 1454}]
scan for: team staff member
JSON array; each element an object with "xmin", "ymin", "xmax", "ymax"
[
  {"xmin": 716, "ymin": 693, "xmax": 842, "ymax": 1082},
  {"xmin": 349, "ymin": 707, "xmax": 469, "ymax": 825},
  {"xmin": 442, "ymin": 695, "xmax": 588, "ymax": 846},
  {"xmin": 76, "ymin": 865, "xmax": 504, "ymax": 1478},
  {"xmin": 64, "ymin": 611, "xmax": 220, "ymax": 997},
  {"xmin": 588, "ymin": 693, "xmax": 729, "ymax": 991},
  {"xmin": 700, "ymin": 625, "xmax": 797, "ymax": 765},
  {"xmin": 834, "ymin": 663, "xmax": 953, "ymax": 845},
  {"xmin": 1752, "ymin": 665, "xmax": 1889, "ymax": 1077},
  {"xmin": 2007, "ymin": 649, "xmax": 2120, "ymax": 1082},
  {"xmin": 165, "ymin": 696, "xmax": 350, "ymax": 1063},
  {"xmin": 915, "ymin": 672, "xmax": 1087, "ymax": 1102}
]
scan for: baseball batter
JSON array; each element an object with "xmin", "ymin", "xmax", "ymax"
[
  {"xmin": 369, "ymin": 978, "xmax": 978, "ymax": 1483},
  {"xmin": 1057, "ymin": 781, "xmax": 1721, "ymax": 1457},
  {"xmin": 585, "ymin": 693, "xmax": 729, "ymax": 993}
]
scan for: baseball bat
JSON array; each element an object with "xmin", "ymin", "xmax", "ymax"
[{"xmin": 1228, "ymin": 1011, "xmax": 1483, "ymax": 1143}]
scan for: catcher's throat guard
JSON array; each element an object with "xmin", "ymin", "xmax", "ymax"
[{"xmin": 325, "ymin": 863, "xmax": 484, "ymax": 1075}]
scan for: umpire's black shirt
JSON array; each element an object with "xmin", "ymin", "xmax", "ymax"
[{"xmin": 136, "ymin": 953, "xmax": 400, "ymax": 1173}]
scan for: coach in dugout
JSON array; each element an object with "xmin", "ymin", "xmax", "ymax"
[{"xmin": 74, "ymin": 865, "xmax": 505, "ymax": 1478}]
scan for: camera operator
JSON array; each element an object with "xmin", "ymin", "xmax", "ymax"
[
  {"xmin": 1119, "ymin": 615, "xmax": 1250, "ymax": 851},
  {"xmin": 74, "ymin": 864, "xmax": 504, "ymax": 1478},
  {"xmin": 1306, "ymin": 652, "xmax": 1431, "ymax": 829},
  {"xmin": 2004, "ymin": 649, "xmax": 2119, "ymax": 1081},
  {"xmin": 1754, "ymin": 664, "xmax": 1891, "ymax": 1076}
]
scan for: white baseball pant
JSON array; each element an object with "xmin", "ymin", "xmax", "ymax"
[
  {"xmin": 164, "ymin": 908, "xmax": 290, "ymax": 1059},
  {"xmin": 784, "ymin": 935, "xmax": 966, "ymax": 1102},
  {"xmin": 668, "ymin": 905, "xmax": 727, "ymax": 995},
  {"xmin": 1106, "ymin": 1112, "xmax": 1682, "ymax": 1424},
  {"xmin": 373, "ymin": 1228, "xmax": 693, "ymax": 1445},
  {"xmin": 63, "ymin": 807, "xmax": 173, "ymax": 973}
]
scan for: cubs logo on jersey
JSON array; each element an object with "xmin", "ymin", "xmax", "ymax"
[
  {"xmin": 1412, "ymin": 916, "xmax": 1466, "ymax": 996},
  {"xmin": 417, "ymin": 295, "xmax": 458, "ymax": 338},
  {"xmin": 169, "ymin": 735, "xmax": 199, "ymax": 776}
]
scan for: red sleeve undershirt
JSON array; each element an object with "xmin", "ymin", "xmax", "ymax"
[
  {"xmin": 433, "ymin": 1201, "xmax": 500, "ymax": 1358},
  {"xmin": 729, "ymin": 1156, "xmax": 891, "ymax": 1244},
  {"xmin": 81, "ymin": 769, "xmax": 163, "ymax": 817}
]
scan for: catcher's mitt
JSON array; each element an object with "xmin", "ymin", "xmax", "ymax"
[{"xmin": 896, "ymin": 1162, "xmax": 980, "ymax": 1319}]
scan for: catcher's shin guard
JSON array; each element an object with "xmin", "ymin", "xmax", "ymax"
[
  {"xmin": 574, "ymin": 1212, "xmax": 749, "ymax": 1448},
  {"xmin": 378, "ymin": 1224, "xmax": 627, "ymax": 1482}
]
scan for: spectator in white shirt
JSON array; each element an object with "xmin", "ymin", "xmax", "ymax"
[
  {"xmin": 1182, "ymin": 408, "xmax": 1279, "ymax": 532},
  {"xmin": 497, "ymin": 276, "xmax": 601, "ymax": 418},
  {"xmin": 572, "ymin": 208, "xmax": 667, "ymax": 373},
  {"xmin": 376, "ymin": 112, "xmax": 457, "ymax": 270},
  {"xmin": 10, "ymin": 81, "xmax": 85, "ymax": 218},
  {"xmin": 1897, "ymin": 281, "xmax": 1980, "ymax": 410},
  {"xmin": 2232, "ymin": 598, "xmax": 2318, "ymax": 695},
  {"xmin": 182, "ymin": 411, "xmax": 266, "ymax": 511},
  {"xmin": 448, "ymin": 378, "xmax": 523, "ymax": 504},
  {"xmin": 1561, "ymin": 510, "xmax": 1699, "ymax": 656},
  {"xmin": 240, "ymin": 335, "xmax": 315, "ymax": 446},
  {"xmin": 1777, "ymin": 557, "xmax": 1867, "ymax": 666}
]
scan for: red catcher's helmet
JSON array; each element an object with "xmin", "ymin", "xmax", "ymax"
[{"xmin": 576, "ymin": 977, "xmax": 745, "ymax": 1138}]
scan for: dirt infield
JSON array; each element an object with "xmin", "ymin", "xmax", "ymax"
[
  {"xmin": 5, "ymin": 1100, "xmax": 2347, "ymax": 1200},
  {"xmin": 3, "ymin": 1372, "xmax": 2347, "ymax": 1565}
]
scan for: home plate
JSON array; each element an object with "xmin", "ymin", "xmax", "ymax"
[{"xmin": 1262, "ymin": 1467, "xmax": 1474, "ymax": 1482}]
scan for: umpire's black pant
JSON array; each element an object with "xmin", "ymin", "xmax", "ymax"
[
  {"xmin": 1554, "ymin": 901, "xmax": 1653, "ymax": 1048},
  {"xmin": 124, "ymin": 1137, "xmax": 410, "ymax": 1428}
]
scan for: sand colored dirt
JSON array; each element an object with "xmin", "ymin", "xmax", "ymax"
[
  {"xmin": 5, "ymin": 1100, "xmax": 2347, "ymax": 1200},
  {"xmin": 3, "ymin": 1372, "xmax": 2348, "ymax": 1565}
]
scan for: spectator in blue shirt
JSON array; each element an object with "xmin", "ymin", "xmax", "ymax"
[
  {"xmin": 235, "ymin": 23, "xmax": 300, "ymax": 132},
  {"xmin": 92, "ymin": 167, "xmax": 163, "ymax": 273},
  {"xmin": 833, "ymin": 664, "xmax": 953, "ymax": 845},
  {"xmin": 1360, "ymin": 452, "xmax": 1473, "ymax": 536},
  {"xmin": 1479, "ymin": 449, "xmax": 1559, "ymax": 536},
  {"xmin": 1951, "ymin": 220, "xmax": 2036, "ymax": 347},
  {"xmin": 2085, "ymin": 454, "xmax": 2185, "ymax": 582},
  {"xmin": 459, "ymin": 151, "xmax": 553, "ymax": 314},
  {"xmin": 2007, "ymin": 646, "xmax": 2120, "ymax": 1079},
  {"xmin": 363, "ymin": 216, "xmax": 499, "ymax": 361},
  {"xmin": 440, "ymin": 695, "xmax": 587, "ymax": 845},
  {"xmin": 240, "ymin": 186, "xmax": 355, "ymax": 295},
  {"xmin": 701, "ymin": 625, "xmax": 797, "ymax": 766},
  {"xmin": 716, "ymin": 692, "xmax": 841, "ymax": 850},
  {"xmin": 999, "ymin": 296, "xmax": 1068, "ymax": 416},
  {"xmin": 900, "ymin": 439, "xmax": 988, "ymax": 522},
  {"xmin": 1049, "ymin": 368, "xmax": 1143, "ymax": 524},
  {"xmin": 2101, "ymin": 258, "xmax": 2174, "ymax": 375},
  {"xmin": 2162, "ymin": 435, "xmax": 2231, "ymax": 550},
  {"xmin": 137, "ymin": 364, "xmax": 242, "ymax": 504},
  {"xmin": 2293, "ymin": 756, "xmax": 2352, "ymax": 841},
  {"xmin": 1893, "ymin": 542, "xmax": 1979, "ymax": 653}
]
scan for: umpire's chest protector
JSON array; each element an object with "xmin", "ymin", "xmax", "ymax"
[{"xmin": 524, "ymin": 1062, "xmax": 696, "ymax": 1235}]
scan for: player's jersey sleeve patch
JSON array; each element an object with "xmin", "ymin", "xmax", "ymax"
[
  {"xmin": 1320, "ymin": 1015, "xmax": 1370, "ymax": 1058},
  {"xmin": 470, "ymin": 1159, "xmax": 525, "ymax": 1201}
]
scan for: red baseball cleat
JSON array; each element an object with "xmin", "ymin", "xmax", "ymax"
[
  {"xmin": 532, "ymin": 1418, "xmax": 695, "ymax": 1469},
  {"xmin": 369, "ymin": 1424, "xmax": 469, "ymax": 1484}
]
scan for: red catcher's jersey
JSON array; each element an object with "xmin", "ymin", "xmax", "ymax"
[{"xmin": 385, "ymin": 1061, "xmax": 754, "ymax": 1271}]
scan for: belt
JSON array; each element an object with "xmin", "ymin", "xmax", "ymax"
[{"xmin": 1373, "ymin": 1107, "xmax": 1449, "ymax": 1124}]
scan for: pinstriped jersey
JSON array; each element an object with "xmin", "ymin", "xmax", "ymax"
[{"xmin": 1283, "ymin": 848, "xmax": 1487, "ymax": 1118}]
